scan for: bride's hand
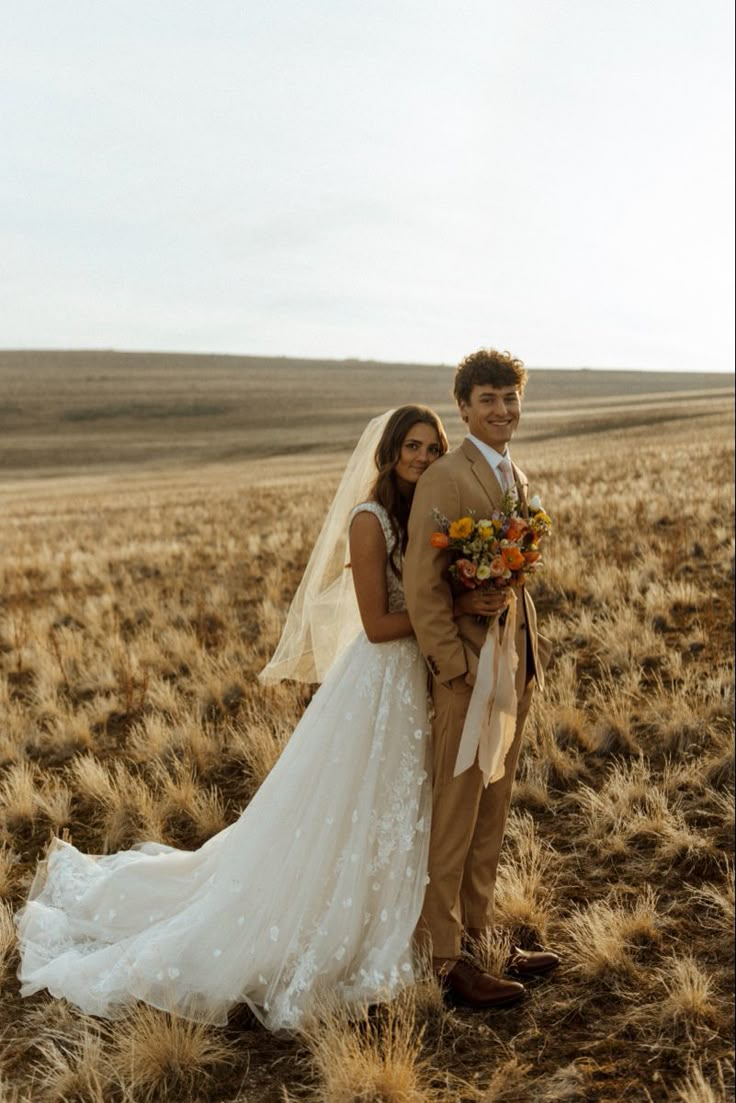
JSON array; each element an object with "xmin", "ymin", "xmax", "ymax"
[{"xmin": 453, "ymin": 586, "xmax": 511, "ymax": 619}]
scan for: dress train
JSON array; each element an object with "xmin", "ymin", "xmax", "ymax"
[{"xmin": 16, "ymin": 623, "xmax": 431, "ymax": 1031}]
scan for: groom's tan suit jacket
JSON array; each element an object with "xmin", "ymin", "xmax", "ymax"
[{"xmin": 404, "ymin": 438, "xmax": 546, "ymax": 694}]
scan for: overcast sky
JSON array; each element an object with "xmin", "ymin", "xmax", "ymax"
[{"xmin": 2, "ymin": 0, "xmax": 733, "ymax": 370}]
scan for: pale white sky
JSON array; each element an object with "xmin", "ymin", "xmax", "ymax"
[{"xmin": 2, "ymin": 0, "xmax": 733, "ymax": 370}]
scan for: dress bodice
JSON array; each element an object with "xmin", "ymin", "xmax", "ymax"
[{"xmin": 350, "ymin": 502, "xmax": 406, "ymax": 614}]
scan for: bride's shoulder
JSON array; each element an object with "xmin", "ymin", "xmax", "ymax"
[
  {"xmin": 350, "ymin": 500, "xmax": 390, "ymax": 525},
  {"xmin": 349, "ymin": 500, "xmax": 392, "ymax": 541}
]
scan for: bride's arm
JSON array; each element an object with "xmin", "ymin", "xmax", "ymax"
[{"xmin": 349, "ymin": 512, "xmax": 414, "ymax": 643}]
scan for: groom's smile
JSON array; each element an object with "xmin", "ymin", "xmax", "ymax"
[{"xmin": 459, "ymin": 384, "xmax": 521, "ymax": 454}]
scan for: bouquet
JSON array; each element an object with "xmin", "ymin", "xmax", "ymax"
[
  {"xmin": 429, "ymin": 491, "xmax": 552, "ymax": 592},
  {"xmin": 429, "ymin": 492, "xmax": 552, "ymax": 789}
]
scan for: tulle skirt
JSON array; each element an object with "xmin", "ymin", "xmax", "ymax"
[{"xmin": 15, "ymin": 633, "xmax": 431, "ymax": 1031}]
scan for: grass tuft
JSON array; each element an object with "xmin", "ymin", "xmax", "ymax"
[
  {"xmin": 0, "ymin": 901, "xmax": 17, "ymax": 984},
  {"xmin": 301, "ymin": 988, "xmax": 449, "ymax": 1103},
  {"xmin": 32, "ymin": 1027, "xmax": 109, "ymax": 1103},
  {"xmin": 656, "ymin": 955, "xmax": 718, "ymax": 1030},
  {"xmin": 561, "ymin": 889, "xmax": 661, "ymax": 986},
  {"xmin": 673, "ymin": 1062, "xmax": 730, "ymax": 1103},
  {"xmin": 109, "ymin": 1004, "xmax": 234, "ymax": 1103}
]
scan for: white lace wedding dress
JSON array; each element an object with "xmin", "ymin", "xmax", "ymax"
[{"xmin": 15, "ymin": 503, "xmax": 432, "ymax": 1031}]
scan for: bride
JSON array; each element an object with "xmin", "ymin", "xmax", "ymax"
[{"xmin": 15, "ymin": 406, "xmax": 449, "ymax": 1032}]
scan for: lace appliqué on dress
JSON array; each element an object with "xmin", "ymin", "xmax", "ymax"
[{"xmin": 350, "ymin": 502, "xmax": 406, "ymax": 614}]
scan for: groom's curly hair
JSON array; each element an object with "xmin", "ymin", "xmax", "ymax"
[
  {"xmin": 369, "ymin": 405, "xmax": 448, "ymax": 574},
  {"xmin": 454, "ymin": 348, "xmax": 528, "ymax": 404}
]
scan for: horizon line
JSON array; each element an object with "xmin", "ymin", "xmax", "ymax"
[{"xmin": 1, "ymin": 348, "xmax": 734, "ymax": 375}]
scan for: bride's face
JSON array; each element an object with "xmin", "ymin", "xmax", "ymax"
[{"xmin": 393, "ymin": 422, "xmax": 442, "ymax": 487}]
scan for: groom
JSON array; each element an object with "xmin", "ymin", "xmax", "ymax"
[{"xmin": 404, "ymin": 347, "xmax": 558, "ymax": 1008}]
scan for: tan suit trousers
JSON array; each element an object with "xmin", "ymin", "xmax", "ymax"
[{"xmin": 418, "ymin": 621, "xmax": 534, "ymax": 960}]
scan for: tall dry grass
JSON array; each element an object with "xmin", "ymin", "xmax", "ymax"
[{"xmin": 0, "ymin": 411, "xmax": 732, "ymax": 1101}]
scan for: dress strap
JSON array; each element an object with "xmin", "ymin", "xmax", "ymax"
[{"xmin": 350, "ymin": 501, "xmax": 394, "ymax": 552}]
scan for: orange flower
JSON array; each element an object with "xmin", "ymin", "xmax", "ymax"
[
  {"xmin": 523, "ymin": 550, "xmax": 541, "ymax": 564},
  {"xmin": 430, "ymin": 531, "xmax": 450, "ymax": 549},
  {"xmin": 501, "ymin": 546, "xmax": 525, "ymax": 571},
  {"xmin": 505, "ymin": 518, "xmax": 528, "ymax": 541}
]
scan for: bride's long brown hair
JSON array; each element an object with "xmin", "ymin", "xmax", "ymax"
[{"xmin": 369, "ymin": 405, "xmax": 449, "ymax": 573}]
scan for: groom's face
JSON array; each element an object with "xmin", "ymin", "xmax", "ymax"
[{"xmin": 459, "ymin": 383, "xmax": 521, "ymax": 453}]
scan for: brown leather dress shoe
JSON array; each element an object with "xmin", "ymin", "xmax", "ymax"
[
  {"xmin": 505, "ymin": 946, "xmax": 561, "ymax": 977},
  {"xmin": 440, "ymin": 959, "xmax": 526, "ymax": 1008}
]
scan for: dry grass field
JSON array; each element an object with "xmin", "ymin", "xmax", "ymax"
[{"xmin": 0, "ymin": 354, "xmax": 733, "ymax": 1101}]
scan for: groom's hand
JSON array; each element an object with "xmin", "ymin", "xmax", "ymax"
[{"xmin": 453, "ymin": 586, "xmax": 511, "ymax": 619}]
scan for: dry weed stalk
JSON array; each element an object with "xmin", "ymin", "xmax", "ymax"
[
  {"xmin": 6, "ymin": 604, "xmax": 32, "ymax": 675},
  {"xmin": 570, "ymin": 757, "xmax": 713, "ymax": 865},
  {"xmin": 301, "ymin": 987, "xmax": 449, "ymax": 1103},
  {"xmin": 656, "ymin": 955, "xmax": 719, "ymax": 1031},
  {"xmin": 0, "ymin": 848, "xmax": 18, "ymax": 900},
  {"xmin": 561, "ymin": 887, "xmax": 661, "ymax": 985},
  {"xmin": 44, "ymin": 627, "xmax": 70, "ymax": 697},
  {"xmin": 31, "ymin": 1028, "xmax": 109, "ymax": 1103},
  {"xmin": 476, "ymin": 1056, "xmax": 532, "ymax": 1102},
  {"xmin": 108, "ymin": 1004, "xmax": 234, "ymax": 1103},
  {"xmin": 528, "ymin": 1060, "xmax": 595, "ymax": 1102},
  {"xmin": 0, "ymin": 901, "xmax": 16, "ymax": 983},
  {"xmin": 224, "ymin": 711, "xmax": 293, "ymax": 792},
  {"xmin": 673, "ymin": 1061, "xmax": 730, "ymax": 1103},
  {"xmin": 464, "ymin": 926, "xmax": 513, "ymax": 980},
  {"xmin": 687, "ymin": 862, "xmax": 734, "ymax": 933},
  {"xmin": 494, "ymin": 811, "xmax": 556, "ymax": 942}
]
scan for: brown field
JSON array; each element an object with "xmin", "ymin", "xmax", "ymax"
[
  {"xmin": 1, "ymin": 349, "xmax": 733, "ymax": 476},
  {"xmin": 0, "ymin": 353, "xmax": 733, "ymax": 1101}
]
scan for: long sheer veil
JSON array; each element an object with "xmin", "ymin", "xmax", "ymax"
[{"xmin": 258, "ymin": 410, "xmax": 395, "ymax": 685}]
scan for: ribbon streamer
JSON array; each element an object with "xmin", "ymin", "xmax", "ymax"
[{"xmin": 453, "ymin": 589, "xmax": 519, "ymax": 787}]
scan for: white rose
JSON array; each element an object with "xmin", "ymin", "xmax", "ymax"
[
  {"xmin": 476, "ymin": 563, "xmax": 491, "ymax": 581},
  {"xmin": 529, "ymin": 494, "xmax": 543, "ymax": 512}
]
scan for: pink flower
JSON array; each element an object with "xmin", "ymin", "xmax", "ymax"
[{"xmin": 456, "ymin": 558, "xmax": 477, "ymax": 581}]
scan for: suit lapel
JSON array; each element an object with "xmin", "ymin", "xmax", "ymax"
[{"xmin": 460, "ymin": 438, "xmax": 505, "ymax": 511}]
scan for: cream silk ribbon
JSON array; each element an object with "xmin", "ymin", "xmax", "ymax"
[{"xmin": 453, "ymin": 589, "xmax": 519, "ymax": 787}]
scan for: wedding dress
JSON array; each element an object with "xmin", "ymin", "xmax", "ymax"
[{"xmin": 15, "ymin": 502, "xmax": 432, "ymax": 1032}]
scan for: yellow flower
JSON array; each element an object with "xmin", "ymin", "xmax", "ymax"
[
  {"xmin": 448, "ymin": 516, "xmax": 474, "ymax": 540},
  {"xmin": 477, "ymin": 521, "xmax": 494, "ymax": 541},
  {"xmin": 531, "ymin": 511, "xmax": 552, "ymax": 535}
]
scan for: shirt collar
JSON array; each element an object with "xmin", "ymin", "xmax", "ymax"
[{"xmin": 466, "ymin": 433, "xmax": 511, "ymax": 472}]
